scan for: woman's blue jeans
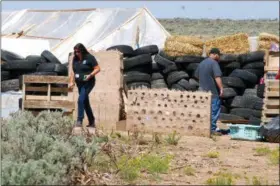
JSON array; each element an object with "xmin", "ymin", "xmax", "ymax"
[
  {"xmin": 77, "ymin": 81, "xmax": 95, "ymax": 125},
  {"xmin": 211, "ymin": 97, "xmax": 221, "ymax": 131}
]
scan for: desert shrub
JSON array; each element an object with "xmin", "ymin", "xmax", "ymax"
[{"xmin": 1, "ymin": 111, "xmax": 99, "ymax": 185}]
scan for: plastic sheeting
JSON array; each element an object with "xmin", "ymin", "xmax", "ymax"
[
  {"xmin": 1, "ymin": 91, "xmax": 22, "ymax": 119},
  {"xmin": 1, "ymin": 38, "xmax": 50, "ymax": 57},
  {"xmin": 2, "ymin": 8, "xmax": 170, "ymax": 63}
]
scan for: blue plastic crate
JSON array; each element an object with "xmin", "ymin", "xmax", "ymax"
[{"xmin": 228, "ymin": 124, "xmax": 262, "ymax": 141}]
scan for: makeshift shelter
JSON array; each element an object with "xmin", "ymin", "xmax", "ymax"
[{"xmin": 1, "ymin": 8, "xmax": 170, "ymax": 63}]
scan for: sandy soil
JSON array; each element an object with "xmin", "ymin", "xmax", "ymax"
[{"xmin": 104, "ymin": 133, "xmax": 279, "ymax": 185}]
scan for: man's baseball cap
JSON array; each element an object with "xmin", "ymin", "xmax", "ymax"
[{"xmin": 209, "ymin": 48, "xmax": 221, "ymax": 55}]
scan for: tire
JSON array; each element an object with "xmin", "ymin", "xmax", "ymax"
[
  {"xmin": 127, "ymin": 82, "xmax": 151, "ymax": 89},
  {"xmin": 152, "ymin": 62, "xmax": 160, "ymax": 71},
  {"xmin": 257, "ymin": 84, "xmax": 265, "ymax": 98},
  {"xmin": 2, "ymin": 59, "xmax": 37, "ymax": 71},
  {"xmin": 221, "ymin": 88, "xmax": 237, "ymax": 99},
  {"xmin": 1, "ymin": 71, "xmax": 11, "ymax": 81},
  {"xmin": 124, "ymin": 64, "xmax": 152, "ymax": 74},
  {"xmin": 166, "ymin": 71, "xmax": 189, "ymax": 86},
  {"xmin": 244, "ymin": 69, "xmax": 264, "ymax": 78},
  {"xmin": 134, "ymin": 45, "xmax": 159, "ymax": 56},
  {"xmin": 185, "ymin": 63, "xmax": 199, "ymax": 71},
  {"xmin": 230, "ymin": 95, "xmax": 263, "ymax": 109},
  {"xmin": 123, "ymin": 54, "xmax": 152, "ymax": 70},
  {"xmin": 26, "ymin": 55, "xmax": 44, "ymax": 66},
  {"xmin": 151, "ymin": 79, "xmax": 168, "ymax": 89},
  {"xmin": 248, "ymin": 116, "xmax": 261, "ymax": 126},
  {"xmin": 243, "ymin": 88, "xmax": 257, "ymax": 97},
  {"xmin": 221, "ymin": 105, "xmax": 228, "ymax": 113},
  {"xmin": 162, "ymin": 64, "xmax": 178, "ymax": 74},
  {"xmin": 230, "ymin": 108, "xmax": 261, "ymax": 119},
  {"xmin": 219, "ymin": 113, "xmax": 244, "ymax": 120},
  {"xmin": 54, "ymin": 64, "xmax": 68, "ymax": 76},
  {"xmin": 253, "ymin": 99, "xmax": 264, "ymax": 110},
  {"xmin": 158, "ymin": 50, "xmax": 176, "ymax": 61},
  {"xmin": 171, "ymin": 84, "xmax": 186, "ymax": 91},
  {"xmin": 189, "ymin": 78, "xmax": 199, "ymax": 88},
  {"xmin": 175, "ymin": 55, "xmax": 204, "ymax": 63},
  {"xmin": 124, "ymin": 72, "xmax": 151, "ymax": 84},
  {"xmin": 221, "ymin": 77, "xmax": 246, "ymax": 89},
  {"xmin": 1, "ymin": 79, "xmax": 19, "ymax": 92},
  {"xmin": 222, "ymin": 62, "xmax": 240, "ymax": 69},
  {"xmin": 37, "ymin": 63, "xmax": 56, "ymax": 72},
  {"xmin": 1, "ymin": 49, "xmax": 24, "ymax": 61},
  {"xmin": 106, "ymin": 45, "xmax": 134, "ymax": 57},
  {"xmin": 229, "ymin": 69, "xmax": 258, "ymax": 85},
  {"xmin": 238, "ymin": 51, "xmax": 265, "ymax": 63},
  {"xmin": 219, "ymin": 54, "xmax": 238, "ymax": 63},
  {"xmin": 242, "ymin": 62, "xmax": 264, "ymax": 69},
  {"xmin": 41, "ymin": 50, "xmax": 61, "ymax": 64},
  {"xmin": 154, "ymin": 54, "xmax": 174, "ymax": 67},
  {"xmin": 151, "ymin": 72, "xmax": 164, "ymax": 80},
  {"xmin": 177, "ymin": 79, "xmax": 194, "ymax": 91}
]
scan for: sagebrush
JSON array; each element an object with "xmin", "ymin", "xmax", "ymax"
[{"xmin": 1, "ymin": 111, "xmax": 99, "ymax": 185}]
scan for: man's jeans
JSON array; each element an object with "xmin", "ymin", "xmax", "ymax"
[
  {"xmin": 77, "ymin": 81, "xmax": 95, "ymax": 125},
  {"xmin": 211, "ymin": 97, "xmax": 221, "ymax": 131}
]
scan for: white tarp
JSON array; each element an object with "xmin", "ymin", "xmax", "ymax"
[
  {"xmin": 1, "ymin": 38, "xmax": 50, "ymax": 57},
  {"xmin": 1, "ymin": 91, "xmax": 22, "ymax": 118},
  {"xmin": 1, "ymin": 8, "xmax": 170, "ymax": 63}
]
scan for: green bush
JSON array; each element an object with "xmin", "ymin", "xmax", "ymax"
[{"xmin": 1, "ymin": 111, "xmax": 99, "ymax": 185}]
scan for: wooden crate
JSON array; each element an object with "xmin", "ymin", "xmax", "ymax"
[
  {"xmin": 22, "ymin": 75, "xmax": 75, "ymax": 114},
  {"xmin": 264, "ymin": 51, "xmax": 279, "ymax": 72},
  {"xmin": 262, "ymin": 80, "xmax": 279, "ymax": 124}
]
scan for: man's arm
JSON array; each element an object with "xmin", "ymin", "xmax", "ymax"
[
  {"xmin": 215, "ymin": 77, "xmax": 223, "ymax": 97},
  {"xmin": 213, "ymin": 62, "xmax": 223, "ymax": 96}
]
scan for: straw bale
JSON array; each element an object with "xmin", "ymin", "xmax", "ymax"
[
  {"xmin": 258, "ymin": 40, "xmax": 279, "ymax": 50},
  {"xmin": 164, "ymin": 50, "xmax": 189, "ymax": 57},
  {"xmin": 259, "ymin": 32, "xmax": 279, "ymax": 43},
  {"xmin": 166, "ymin": 35, "xmax": 204, "ymax": 48},
  {"xmin": 164, "ymin": 40, "xmax": 203, "ymax": 56},
  {"xmin": 205, "ymin": 33, "xmax": 250, "ymax": 54}
]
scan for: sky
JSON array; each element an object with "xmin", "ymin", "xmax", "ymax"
[{"xmin": 1, "ymin": 1, "xmax": 279, "ymax": 20}]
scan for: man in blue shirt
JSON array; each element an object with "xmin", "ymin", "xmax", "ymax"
[{"xmin": 195, "ymin": 48, "xmax": 224, "ymax": 134}]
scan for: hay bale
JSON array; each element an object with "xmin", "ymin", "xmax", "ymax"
[
  {"xmin": 258, "ymin": 40, "xmax": 274, "ymax": 50},
  {"xmin": 205, "ymin": 33, "xmax": 250, "ymax": 54},
  {"xmin": 166, "ymin": 35, "xmax": 204, "ymax": 48},
  {"xmin": 258, "ymin": 33, "xmax": 279, "ymax": 50},
  {"xmin": 164, "ymin": 40, "xmax": 203, "ymax": 56},
  {"xmin": 164, "ymin": 50, "xmax": 188, "ymax": 57},
  {"xmin": 259, "ymin": 33, "xmax": 279, "ymax": 43}
]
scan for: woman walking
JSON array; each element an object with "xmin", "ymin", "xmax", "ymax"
[{"xmin": 69, "ymin": 43, "xmax": 100, "ymax": 127}]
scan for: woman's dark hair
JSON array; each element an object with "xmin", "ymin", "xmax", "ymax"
[{"xmin": 73, "ymin": 43, "xmax": 90, "ymax": 61}]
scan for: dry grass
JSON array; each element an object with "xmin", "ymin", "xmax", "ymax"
[
  {"xmin": 205, "ymin": 33, "xmax": 250, "ymax": 54},
  {"xmin": 205, "ymin": 151, "xmax": 220, "ymax": 158},
  {"xmin": 167, "ymin": 35, "xmax": 204, "ymax": 48},
  {"xmin": 258, "ymin": 32, "xmax": 279, "ymax": 50}
]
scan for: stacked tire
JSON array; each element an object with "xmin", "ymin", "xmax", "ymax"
[
  {"xmin": 107, "ymin": 45, "xmax": 158, "ymax": 89},
  {"xmin": 1, "ymin": 49, "xmax": 68, "ymax": 92},
  {"xmin": 219, "ymin": 51, "xmax": 265, "ymax": 125}
]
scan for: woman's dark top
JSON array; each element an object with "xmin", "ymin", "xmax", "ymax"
[{"xmin": 72, "ymin": 53, "xmax": 98, "ymax": 84}]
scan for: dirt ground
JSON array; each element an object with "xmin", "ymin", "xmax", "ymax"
[{"xmin": 99, "ymin": 132, "xmax": 279, "ymax": 185}]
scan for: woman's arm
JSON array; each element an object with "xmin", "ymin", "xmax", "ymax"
[{"xmin": 86, "ymin": 65, "xmax": 101, "ymax": 80}]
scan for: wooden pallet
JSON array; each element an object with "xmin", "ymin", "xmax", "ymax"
[
  {"xmin": 262, "ymin": 79, "xmax": 279, "ymax": 124},
  {"xmin": 264, "ymin": 51, "xmax": 279, "ymax": 72},
  {"xmin": 22, "ymin": 75, "xmax": 75, "ymax": 114}
]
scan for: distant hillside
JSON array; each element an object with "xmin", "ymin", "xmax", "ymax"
[{"xmin": 158, "ymin": 18, "xmax": 279, "ymax": 37}]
